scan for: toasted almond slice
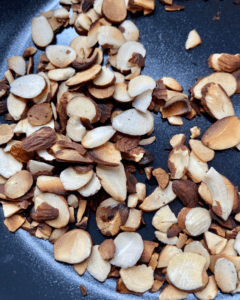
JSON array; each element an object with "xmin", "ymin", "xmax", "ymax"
[
  {"xmin": 168, "ymin": 145, "xmax": 190, "ymax": 179},
  {"xmin": 208, "ymin": 54, "xmax": 222, "ymax": 71},
  {"xmin": 0, "ymin": 124, "xmax": 14, "ymax": 146},
  {"xmin": 190, "ymin": 151, "xmax": 209, "ymax": 172},
  {"xmin": 158, "ymin": 245, "xmax": 182, "ymax": 268},
  {"xmin": 4, "ymin": 214, "xmax": 25, "ymax": 233},
  {"xmin": 120, "ymin": 265, "xmax": 154, "ymax": 293},
  {"xmin": 112, "ymin": 109, "xmax": 154, "ymax": 136},
  {"xmin": 185, "ymin": 29, "xmax": 202, "ymax": 50},
  {"xmin": 49, "ymin": 226, "xmax": 69, "ymax": 244},
  {"xmin": 96, "ymin": 163, "xmax": 127, "ymax": 202},
  {"xmin": 66, "ymin": 65, "xmax": 102, "ymax": 88},
  {"xmin": 209, "ymin": 53, "xmax": 240, "ymax": 73},
  {"xmin": 31, "ymin": 16, "xmax": 54, "ymax": 48},
  {"xmin": 32, "ymin": 72, "xmax": 51, "ymax": 104},
  {"xmin": 75, "ymin": 12, "xmax": 92, "ymax": 33},
  {"xmin": 55, "ymin": 149, "xmax": 92, "ymax": 163},
  {"xmin": 48, "ymin": 68, "xmax": 75, "ymax": 81},
  {"xmin": 170, "ymin": 134, "xmax": 186, "ymax": 148},
  {"xmin": 192, "ymin": 72, "xmax": 237, "ymax": 99},
  {"xmin": 81, "ymin": 126, "xmax": 116, "ymax": 149},
  {"xmin": 0, "ymin": 148, "xmax": 23, "ymax": 178},
  {"xmin": 113, "ymin": 82, "xmax": 133, "ymax": 103},
  {"xmin": 202, "ymin": 116, "xmax": 240, "ymax": 150},
  {"xmin": 36, "ymin": 176, "xmax": 65, "ymax": 195},
  {"xmin": 152, "ymin": 205, "xmax": 177, "ymax": 231},
  {"xmin": 78, "ymin": 173, "xmax": 101, "ymax": 197},
  {"xmin": 214, "ymin": 258, "xmax": 237, "ymax": 293},
  {"xmin": 184, "ymin": 207, "xmax": 211, "ymax": 236},
  {"xmin": 54, "ymin": 7, "xmax": 70, "ymax": 19},
  {"xmin": 161, "ymin": 77, "xmax": 183, "ymax": 92},
  {"xmin": 10, "ymin": 74, "xmax": 46, "ymax": 99},
  {"xmin": 194, "ymin": 275, "xmax": 218, "ymax": 300},
  {"xmin": 54, "ymin": 229, "xmax": 92, "ymax": 264},
  {"xmin": 110, "ymin": 232, "xmax": 144, "ymax": 268},
  {"xmin": 23, "ymin": 46, "xmax": 37, "ymax": 58},
  {"xmin": 69, "ymin": 36, "xmax": 92, "ymax": 60},
  {"xmin": 39, "ymin": 10, "xmax": 64, "ymax": 32},
  {"xmin": 167, "ymin": 116, "xmax": 183, "ymax": 126},
  {"xmin": 66, "ymin": 96, "xmax": 101, "ymax": 123},
  {"xmin": 88, "ymin": 82, "xmax": 115, "ymax": 100},
  {"xmin": 128, "ymin": 75, "xmax": 156, "ymax": 97},
  {"xmin": 162, "ymin": 96, "xmax": 191, "ymax": 118},
  {"xmin": 184, "ymin": 241, "xmax": 210, "ymax": 269},
  {"xmin": 66, "ymin": 115, "xmax": 86, "ymax": 142},
  {"xmin": 98, "ymin": 239, "xmax": 116, "ymax": 261},
  {"xmin": 139, "ymin": 136, "xmax": 156, "ymax": 146},
  {"xmin": 119, "ymin": 20, "xmax": 139, "ymax": 42},
  {"xmin": 136, "ymin": 183, "xmax": 146, "ymax": 201},
  {"xmin": 28, "ymin": 160, "xmax": 54, "ymax": 175},
  {"xmin": 35, "ymin": 193, "xmax": 70, "ymax": 228},
  {"xmin": 159, "ymin": 284, "xmax": 189, "ymax": 300},
  {"xmin": 190, "ymin": 126, "xmax": 201, "ymax": 139},
  {"xmin": 27, "ymin": 103, "xmax": 52, "ymax": 126},
  {"xmin": 186, "ymin": 156, "xmax": 206, "ymax": 183},
  {"xmin": 189, "ymin": 139, "xmax": 214, "ymax": 162},
  {"xmin": 102, "ymin": 0, "xmax": 127, "ymax": 23},
  {"xmin": 121, "ymin": 208, "xmax": 142, "ymax": 231},
  {"xmin": 204, "ymin": 231, "xmax": 227, "ymax": 255},
  {"xmin": 167, "ymin": 252, "xmax": 207, "ymax": 291},
  {"xmin": 87, "ymin": 245, "xmax": 111, "ymax": 282},
  {"xmin": 117, "ymin": 41, "xmax": 146, "ymax": 71},
  {"xmin": 46, "ymin": 45, "xmax": 76, "ymax": 68},
  {"xmin": 7, "ymin": 56, "xmax": 26, "ymax": 76},
  {"xmin": 139, "ymin": 182, "xmax": 176, "ymax": 212},
  {"xmin": 93, "ymin": 66, "xmax": 115, "ymax": 88},
  {"xmin": 132, "ymin": 89, "xmax": 153, "ymax": 113},
  {"xmin": 67, "ymin": 194, "xmax": 78, "ymax": 209},
  {"xmin": 87, "ymin": 18, "xmax": 110, "ymax": 48},
  {"xmin": 60, "ymin": 167, "xmax": 93, "ymax": 191},
  {"xmin": 73, "ymin": 258, "xmax": 89, "ymax": 276},
  {"xmin": 98, "ymin": 26, "xmax": 125, "ymax": 49},
  {"xmin": 2, "ymin": 202, "xmax": 22, "ymax": 218},
  {"xmin": 155, "ymin": 231, "xmax": 178, "ymax": 245}
]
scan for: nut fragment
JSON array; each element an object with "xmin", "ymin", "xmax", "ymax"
[
  {"xmin": 152, "ymin": 168, "xmax": 169, "ymax": 189},
  {"xmin": 31, "ymin": 201, "xmax": 59, "ymax": 222},
  {"xmin": 98, "ymin": 239, "xmax": 116, "ymax": 261},
  {"xmin": 168, "ymin": 145, "xmax": 190, "ymax": 179},
  {"xmin": 0, "ymin": 124, "xmax": 14, "ymax": 146},
  {"xmin": 189, "ymin": 139, "xmax": 215, "ymax": 162},
  {"xmin": 172, "ymin": 179, "xmax": 199, "ymax": 208},
  {"xmin": 185, "ymin": 29, "xmax": 202, "ymax": 50},
  {"xmin": 28, "ymin": 103, "xmax": 53, "ymax": 126}
]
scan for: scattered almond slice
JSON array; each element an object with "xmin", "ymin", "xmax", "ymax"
[
  {"xmin": 93, "ymin": 66, "xmax": 115, "ymax": 88},
  {"xmin": 98, "ymin": 239, "xmax": 116, "ymax": 261},
  {"xmin": 194, "ymin": 275, "xmax": 218, "ymax": 300},
  {"xmin": 2, "ymin": 202, "xmax": 23, "ymax": 218},
  {"xmin": 209, "ymin": 53, "xmax": 240, "ymax": 73},
  {"xmin": 204, "ymin": 231, "xmax": 227, "ymax": 255},
  {"xmin": 73, "ymin": 258, "xmax": 89, "ymax": 276},
  {"xmin": 170, "ymin": 134, "xmax": 186, "ymax": 148},
  {"xmin": 7, "ymin": 56, "xmax": 26, "ymax": 76},
  {"xmin": 66, "ymin": 115, "xmax": 86, "ymax": 142},
  {"xmin": 78, "ymin": 172, "xmax": 101, "ymax": 197},
  {"xmin": 155, "ymin": 231, "xmax": 178, "ymax": 245},
  {"xmin": 158, "ymin": 245, "xmax": 182, "ymax": 268},
  {"xmin": 152, "ymin": 205, "xmax": 177, "ymax": 231},
  {"xmin": 121, "ymin": 208, "xmax": 142, "ymax": 231},
  {"xmin": 186, "ymin": 156, "xmax": 206, "ymax": 183},
  {"xmin": 119, "ymin": 20, "xmax": 139, "ymax": 42},
  {"xmin": 161, "ymin": 77, "xmax": 183, "ymax": 92},
  {"xmin": 167, "ymin": 116, "xmax": 183, "ymax": 126},
  {"xmin": 168, "ymin": 145, "xmax": 190, "ymax": 179},
  {"xmin": 159, "ymin": 284, "xmax": 189, "ymax": 300},
  {"xmin": 128, "ymin": 75, "xmax": 156, "ymax": 97},
  {"xmin": 0, "ymin": 124, "xmax": 14, "ymax": 146},
  {"xmin": 98, "ymin": 26, "xmax": 126, "ymax": 49},
  {"xmin": 31, "ymin": 16, "xmax": 54, "ymax": 48},
  {"xmin": 81, "ymin": 126, "xmax": 116, "ymax": 149},
  {"xmin": 48, "ymin": 67, "xmax": 76, "ymax": 81},
  {"xmin": 132, "ymin": 89, "xmax": 153, "ymax": 113},
  {"xmin": 102, "ymin": 0, "xmax": 127, "ymax": 23},
  {"xmin": 185, "ymin": 29, "xmax": 202, "ymax": 50},
  {"xmin": 189, "ymin": 139, "xmax": 214, "ymax": 162},
  {"xmin": 60, "ymin": 167, "xmax": 93, "ymax": 191}
]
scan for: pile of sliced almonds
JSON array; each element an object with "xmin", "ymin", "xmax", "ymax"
[{"xmin": 1, "ymin": 0, "xmax": 240, "ymax": 299}]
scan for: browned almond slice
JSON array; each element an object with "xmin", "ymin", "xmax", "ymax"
[
  {"xmin": 167, "ymin": 252, "xmax": 207, "ymax": 291},
  {"xmin": 98, "ymin": 239, "xmax": 116, "ymax": 261},
  {"xmin": 139, "ymin": 182, "xmax": 176, "ymax": 212},
  {"xmin": 186, "ymin": 156, "xmax": 206, "ymax": 183},
  {"xmin": 87, "ymin": 245, "xmax": 111, "ymax": 282},
  {"xmin": 172, "ymin": 179, "xmax": 199, "ymax": 208},
  {"xmin": 194, "ymin": 275, "xmax": 218, "ymax": 300},
  {"xmin": 81, "ymin": 126, "xmax": 116, "ymax": 149},
  {"xmin": 192, "ymin": 72, "xmax": 237, "ymax": 99},
  {"xmin": 31, "ymin": 202, "xmax": 59, "ymax": 222},
  {"xmin": 31, "ymin": 16, "xmax": 54, "ymax": 48},
  {"xmin": 93, "ymin": 66, "xmax": 115, "ymax": 88},
  {"xmin": 113, "ymin": 82, "xmax": 133, "ymax": 103},
  {"xmin": 167, "ymin": 116, "xmax": 183, "ymax": 126},
  {"xmin": 184, "ymin": 241, "xmax": 210, "ymax": 269},
  {"xmin": 66, "ymin": 115, "xmax": 86, "ymax": 142},
  {"xmin": 23, "ymin": 46, "xmax": 37, "ymax": 58},
  {"xmin": 189, "ymin": 139, "xmax": 215, "ymax": 162},
  {"xmin": 10, "ymin": 74, "xmax": 46, "ymax": 99},
  {"xmin": 72, "ymin": 49, "xmax": 98, "ymax": 71},
  {"xmin": 60, "ymin": 167, "xmax": 93, "ymax": 191},
  {"xmin": 201, "ymin": 83, "xmax": 235, "ymax": 120},
  {"xmin": 96, "ymin": 198, "xmax": 129, "ymax": 236},
  {"xmin": 128, "ymin": 75, "xmax": 155, "ymax": 97},
  {"xmin": 158, "ymin": 245, "xmax": 182, "ymax": 268},
  {"xmin": 155, "ymin": 231, "xmax": 178, "ymax": 245},
  {"xmin": 4, "ymin": 214, "xmax": 25, "ymax": 233},
  {"xmin": 0, "ymin": 124, "xmax": 14, "ymax": 146},
  {"xmin": 152, "ymin": 205, "xmax": 177, "ymax": 231},
  {"xmin": 161, "ymin": 77, "xmax": 183, "ymax": 92},
  {"xmin": 69, "ymin": 36, "xmax": 92, "ymax": 60},
  {"xmin": 120, "ymin": 265, "xmax": 154, "ymax": 293},
  {"xmin": 185, "ymin": 29, "xmax": 202, "ymax": 50},
  {"xmin": 159, "ymin": 284, "xmax": 189, "ymax": 300},
  {"xmin": 170, "ymin": 133, "xmax": 186, "ymax": 148},
  {"xmin": 208, "ymin": 54, "xmax": 222, "ymax": 71},
  {"xmin": 46, "ymin": 45, "xmax": 76, "ymax": 68},
  {"xmin": 121, "ymin": 208, "xmax": 142, "ymax": 231},
  {"xmin": 209, "ymin": 53, "xmax": 240, "ymax": 73},
  {"xmin": 168, "ymin": 145, "xmax": 190, "ymax": 179},
  {"xmin": 7, "ymin": 56, "xmax": 26, "ymax": 76},
  {"xmin": 110, "ymin": 232, "xmax": 144, "ymax": 268},
  {"xmin": 204, "ymin": 231, "xmax": 227, "ymax": 254},
  {"xmin": 98, "ymin": 26, "xmax": 125, "ymax": 49},
  {"xmin": 39, "ymin": 10, "xmax": 64, "ymax": 32},
  {"xmin": 214, "ymin": 258, "xmax": 237, "ymax": 293},
  {"xmin": 37, "ymin": 176, "xmax": 65, "ymax": 195},
  {"xmin": 88, "ymin": 141, "xmax": 121, "ymax": 166},
  {"xmin": 162, "ymin": 96, "xmax": 191, "ymax": 118},
  {"xmin": 73, "ymin": 258, "xmax": 89, "ymax": 276},
  {"xmin": 55, "ymin": 149, "xmax": 93, "ymax": 163},
  {"xmin": 119, "ymin": 20, "xmax": 139, "ymax": 42},
  {"xmin": 27, "ymin": 103, "xmax": 53, "ymax": 126},
  {"xmin": 87, "ymin": 18, "xmax": 111, "ymax": 48},
  {"xmin": 49, "ymin": 226, "xmax": 69, "ymax": 244},
  {"xmin": 66, "ymin": 96, "xmax": 101, "ymax": 123},
  {"xmin": 54, "ymin": 229, "xmax": 92, "ymax": 264},
  {"xmin": 2, "ymin": 202, "xmax": 22, "ymax": 218},
  {"xmin": 28, "ymin": 160, "xmax": 54, "ymax": 175},
  {"xmin": 202, "ymin": 167, "xmax": 233, "ymax": 220},
  {"xmin": 66, "ymin": 65, "xmax": 102, "ymax": 87},
  {"xmin": 127, "ymin": 194, "xmax": 138, "ymax": 208},
  {"xmin": 4, "ymin": 170, "xmax": 33, "ymax": 199},
  {"xmin": 0, "ymin": 148, "xmax": 23, "ymax": 178},
  {"xmin": 102, "ymin": 0, "xmax": 127, "ymax": 23},
  {"xmin": 96, "ymin": 163, "xmax": 127, "ymax": 202},
  {"xmin": 139, "ymin": 241, "xmax": 158, "ymax": 264},
  {"xmin": 35, "ymin": 193, "xmax": 70, "ymax": 228},
  {"xmin": 88, "ymin": 82, "xmax": 115, "ymax": 100}
]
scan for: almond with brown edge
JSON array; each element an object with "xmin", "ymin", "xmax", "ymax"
[
  {"xmin": 139, "ymin": 241, "xmax": 158, "ymax": 264},
  {"xmin": 168, "ymin": 145, "xmax": 190, "ymax": 179},
  {"xmin": 66, "ymin": 65, "xmax": 102, "ymax": 87},
  {"xmin": 162, "ymin": 96, "xmax": 191, "ymax": 118},
  {"xmin": 185, "ymin": 29, "xmax": 202, "ymax": 50},
  {"xmin": 88, "ymin": 82, "xmax": 115, "ymax": 100},
  {"xmin": 73, "ymin": 258, "xmax": 89, "ymax": 276},
  {"xmin": 184, "ymin": 241, "xmax": 210, "ymax": 269},
  {"xmin": 159, "ymin": 284, "xmax": 189, "ymax": 300},
  {"xmin": 54, "ymin": 229, "xmax": 92, "ymax": 264},
  {"xmin": 121, "ymin": 208, "xmax": 142, "ymax": 232},
  {"xmin": 60, "ymin": 167, "xmax": 93, "ymax": 191},
  {"xmin": 28, "ymin": 103, "xmax": 53, "ymax": 126},
  {"xmin": 172, "ymin": 179, "xmax": 199, "ymax": 208},
  {"xmin": 66, "ymin": 115, "xmax": 86, "ymax": 142},
  {"xmin": 98, "ymin": 26, "xmax": 125, "ymax": 49},
  {"xmin": 102, "ymin": 0, "xmax": 127, "ymax": 23},
  {"xmin": 189, "ymin": 139, "xmax": 215, "ymax": 162},
  {"xmin": 31, "ymin": 201, "xmax": 59, "ymax": 222},
  {"xmin": 152, "ymin": 205, "xmax": 177, "ymax": 232},
  {"xmin": 37, "ymin": 176, "xmax": 66, "ymax": 196},
  {"xmin": 7, "ymin": 56, "xmax": 26, "ymax": 76},
  {"xmin": 88, "ymin": 142, "xmax": 121, "ymax": 166},
  {"xmin": 93, "ymin": 66, "xmax": 116, "ymax": 88},
  {"xmin": 161, "ymin": 77, "xmax": 183, "ymax": 92},
  {"xmin": 55, "ymin": 149, "xmax": 93, "ymax": 164},
  {"xmin": 209, "ymin": 53, "xmax": 240, "ymax": 73},
  {"xmin": 152, "ymin": 168, "xmax": 169, "ymax": 189},
  {"xmin": 31, "ymin": 16, "xmax": 54, "ymax": 48},
  {"xmin": 170, "ymin": 133, "xmax": 186, "ymax": 148},
  {"xmin": 119, "ymin": 20, "xmax": 139, "ymax": 42},
  {"xmin": 0, "ymin": 124, "xmax": 14, "ymax": 146},
  {"xmin": 194, "ymin": 275, "xmax": 218, "ymax": 300},
  {"xmin": 78, "ymin": 172, "xmax": 101, "ymax": 197},
  {"xmin": 4, "ymin": 214, "xmax": 25, "ymax": 233},
  {"xmin": 113, "ymin": 83, "xmax": 133, "ymax": 103}
]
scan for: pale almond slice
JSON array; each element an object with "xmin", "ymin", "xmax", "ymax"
[
  {"xmin": 48, "ymin": 68, "xmax": 76, "ymax": 81},
  {"xmin": 81, "ymin": 126, "xmax": 116, "ymax": 149},
  {"xmin": 86, "ymin": 9, "xmax": 100, "ymax": 23},
  {"xmin": 168, "ymin": 145, "xmax": 190, "ymax": 179},
  {"xmin": 120, "ymin": 265, "xmax": 154, "ymax": 293},
  {"xmin": 170, "ymin": 134, "xmax": 186, "ymax": 148},
  {"xmin": 159, "ymin": 284, "xmax": 189, "ymax": 300},
  {"xmin": 98, "ymin": 26, "xmax": 125, "ymax": 49},
  {"xmin": 31, "ymin": 16, "xmax": 54, "ymax": 48},
  {"xmin": 102, "ymin": 0, "xmax": 127, "ymax": 23},
  {"xmin": 66, "ymin": 65, "xmax": 102, "ymax": 88},
  {"xmin": 161, "ymin": 77, "xmax": 183, "ymax": 92},
  {"xmin": 139, "ymin": 136, "xmax": 156, "ymax": 146},
  {"xmin": 136, "ymin": 183, "xmax": 146, "ymax": 201},
  {"xmin": 117, "ymin": 41, "xmax": 146, "ymax": 71},
  {"xmin": 132, "ymin": 89, "xmax": 153, "ymax": 113},
  {"xmin": 66, "ymin": 96, "xmax": 101, "ymax": 123},
  {"xmin": 119, "ymin": 20, "xmax": 139, "ymax": 42},
  {"xmin": 184, "ymin": 208, "xmax": 211, "ymax": 236},
  {"xmin": 94, "ymin": 0, "xmax": 104, "ymax": 14},
  {"xmin": 69, "ymin": 12, "xmax": 78, "ymax": 26},
  {"xmin": 28, "ymin": 160, "xmax": 54, "ymax": 175},
  {"xmin": 202, "ymin": 167, "xmax": 233, "ymax": 220},
  {"xmin": 155, "ymin": 231, "xmax": 178, "ymax": 245},
  {"xmin": 66, "ymin": 115, "xmax": 86, "ymax": 142},
  {"xmin": 2, "ymin": 202, "xmax": 22, "ymax": 218},
  {"xmin": 201, "ymin": 116, "xmax": 240, "ymax": 150},
  {"xmin": 93, "ymin": 66, "xmax": 115, "ymax": 88},
  {"xmin": 221, "ymin": 239, "xmax": 237, "ymax": 256},
  {"xmin": 186, "ymin": 156, "xmax": 206, "ymax": 183},
  {"xmin": 167, "ymin": 116, "xmax": 183, "ymax": 126},
  {"xmin": 4, "ymin": 69, "xmax": 14, "ymax": 84},
  {"xmin": 128, "ymin": 75, "xmax": 156, "ymax": 97},
  {"xmin": 54, "ymin": 229, "xmax": 92, "ymax": 264},
  {"xmin": 0, "ymin": 148, "xmax": 23, "ymax": 178},
  {"xmin": 112, "ymin": 109, "xmax": 154, "ymax": 136},
  {"xmin": 73, "ymin": 258, "xmax": 89, "ymax": 276},
  {"xmin": 214, "ymin": 258, "xmax": 238, "ymax": 293},
  {"xmin": 37, "ymin": 149, "xmax": 55, "ymax": 162},
  {"xmin": 10, "ymin": 74, "xmax": 46, "ymax": 99},
  {"xmin": 60, "ymin": 167, "xmax": 93, "ymax": 191},
  {"xmin": 0, "ymin": 124, "xmax": 14, "ymax": 146},
  {"xmin": 152, "ymin": 205, "xmax": 177, "ymax": 231},
  {"xmin": 69, "ymin": 36, "xmax": 92, "ymax": 60},
  {"xmin": 87, "ymin": 245, "xmax": 111, "ymax": 282},
  {"xmin": 127, "ymin": 194, "xmax": 138, "ymax": 208},
  {"xmin": 113, "ymin": 82, "xmax": 133, "ymax": 103},
  {"xmin": 192, "ymin": 72, "xmax": 237, "ymax": 99},
  {"xmin": 78, "ymin": 172, "xmax": 101, "ymax": 197},
  {"xmin": 139, "ymin": 182, "xmax": 176, "ymax": 212},
  {"xmin": 4, "ymin": 214, "xmax": 25, "ymax": 233},
  {"xmin": 32, "ymin": 72, "xmax": 51, "ymax": 104},
  {"xmin": 54, "ymin": 7, "xmax": 70, "ymax": 19},
  {"xmin": 185, "ymin": 29, "xmax": 202, "ymax": 50},
  {"xmin": 96, "ymin": 163, "xmax": 127, "ymax": 202},
  {"xmin": 121, "ymin": 208, "xmax": 142, "ymax": 231},
  {"xmin": 46, "ymin": 45, "xmax": 76, "ymax": 68},
  {"xmin": 189, "ymin": 139, "xmax": 215, "ymax": 162},
  {"xmin": 204, "ymin": 231, "xmax": 227, "ymax": 255},
  {"xmin": 158, "ymin": 245, "xmax": 182, "ymax": 268},
  {"xmin": 167, "ymin": 252, "xmax": 207, "ymax": 291},
  {"xmin": 184, "ymin": 241, "xmax": 210, "ymax": 269},
  {"xmin": 7, "ymin": 56, "xmax": 26, "ymax": 76},
  {"xmin": 75, "ymin": 12, "xmax": 92, "ymax": 33},
  {"xmin": 208, "ymin": 54, "xmax": 222, "ymax": 71},
  {"xmin": 194, "ymin": 275, "xmax": 218, "ymax": 300},
  {"xmin": 234, "ymin": 232, "xmax": 240, "ymax": 255},
  {"xmin": 35, "ymin": 193, "xmax": 70, "ymax": 228},
  {"xmin": 162, "ymin": 96, "xmax": 191, "ymax": 118},
  {"xmin": 110, "ymin": 232, "xmax": 144, "ymax": 268},
  {"xmin": 4, "ymin": 170, "xmax": 33, "ymax": 199}
]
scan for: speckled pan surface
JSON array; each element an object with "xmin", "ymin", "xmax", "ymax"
[{"xmin": 0, "ymin": 0, "xmax": 240, "ymax": 299}]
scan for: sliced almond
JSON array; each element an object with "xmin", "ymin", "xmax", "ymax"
[
  {"xmin": 81, "ymin": 126, "xmax": 116, "ymax": 149},
  {"xmin": 221, "ymin": 239, "xmax": 237, "ymax": 256},
  {"xmin": 7, "ymin": 56, "xmax": 26, "ymax": 76},
  {"xmin": 66, "ymin": 115, "xmax": 86, "ymax": 142},
  {"xmin": 66, "ymin": 64, "xmax": 102, "ymax": 87},
  {"xmin": 214, "ymin": 257, "xmax": 237, "ymax": 293},
  {"xmin": 2, "ymin": 202, "xmax": 23, "ymax": 218},
  {"xmin": 204, "ymin": 231, "xmax": 227, "ymax": 255},
  {"xmin": 88, "ymin": 82, "xmax": 115, "ymax": 100},
  {"xmin": 184, "ymin": 241, "xmax": 210, "ymax": 269},
  {"xmin": 194, "ymin": 275, "xmax": 218, "ymax": 300},
  {"xmin": 184, "ymin": 207, "xmax": 211, "ymax": 236},
  {"xmin": 92, "ymin": 66, "xmax": 115, "ymax": 88},
  {"xmin": 60, "ymin": 167, "xmax": 93, "ymax": 191},
  {"xmin": 186, "ymin": 156, "xmax": 206, "ymax": 183},
  {"xmin": 31, "ymin": 16, "xmax": 54, "ymax": 48},
  {"xmin": 48, "ymin": 67, "xmax": 75, "ymax": 81},
  {"xmin": 159, "ymin": 284, "xmax": 189, "ymax": 300},
  {"xmin": 54, "ymin": 229, "xmax": 92, "ymax": 264},
  {"xmin": 121, "ymin": 208, "xmax": 142, "ymax": 231},
  {"xmin": 54, "ymin": 7, "xmax": 70, "ymax": 19},
  {"xmin": 161, "ymin": 77, "xmax": 183, "ymax": 92},
  {"xmin": 78, "ymin": 172, "xmax": 101, "ymax": 197},
  {"xmin": 168, "ymin": 145, "xmax": 190, "ymax": 179},
  {"xmin": 128, "ymin": 75, "xmax": 155, "ymax": 97},
  {"xmin": 158, "ymin": 245, "xmax": 182, "ymax": 268},
  {"xmin": 28, "ymin": 160, "xmax": 54, "ymax": 176},
  {"xmin": 152, "ymin": 205, "xmax": 177, "ymax": 231},
  {"xmin": 0, "ymin": 124, "xmax": 14, "ymax": 146},
  {"xmin": 102, "ymin": 0, "xmax": 127, "ymax": 23},
  {"xmin": 98, "ymin": 26, "xmax": 125, "ymax": 49},
  {"xmin": 0, "ymin": 148, "xmax": 23, "ymax": 178},
  {"xmin": 23, "ymin": 46, "xmax": 37, "ymax": 58},
  {"xmin": 189, "ymin": 139, "xmax": 214, "ymax": 162},
  {"xmin": 162, "ymin": 96, "xmax": 191, "ymax": 118},
  {"xmin": 170, "ymin": 134, "xmax": 186, "ymax": 148},
  {"xmin": 167, "ymin": 116, "xmax": 183, "ymax": 126},
  {"xmin": 55, "ymin": 149, "xmax": 92, "ymax": 163},
  {"xmin": 4, "ymin": 214, "xmax": 25, "ymax": 233},
  {"xmin": 119, "ymin": 20, "xmax": 139, "ymax": 42},
  {"xmin": 113, "ymin": 82, "xmax": 133, "ymax": 103},
  {"xmin": 185, "ymin": 29, "xmax": 202, "ymax": 50},
  {"xmin": 132, "ymin": 89, "xmax": 153, "ymax": 113},
  {"xmin": 46, "ymin": 45, "xmax": 76, "ymax": 68},
  {"xmin": 155, "ymin": 231, "xmax": 178, "ymax": 245},
  {"xmin": 73, "ymin": 258, "xmax": 89, "ymax": 276},
  {"xmin": 136, "ymin": 183, "xmax": 146, "ymax": 201},
  {"xmin": 27, "ymin": 103, "xmax": 53, "ymax": 126},
  {"xmin": 98, "ymin": 239, "xmax": 116, "ymax": 261}
]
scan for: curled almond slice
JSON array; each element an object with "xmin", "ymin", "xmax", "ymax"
[
  {"xmin": 66, "ymin": 65, "xmax": 102, "ymax": 87},
  {"xmin": 113, "ymin": 82, "xmax": 133, "ymax": 103},
  {"xmin": 0, "ymin": 124, "xmax": 14, "ymax": 146},
  {"xmin": 81, "ymin": 126, "xmax": 116, "ymax": 149},
  {"xmin": 78, "ymin": 173, "xmax": 101, "ymax": 197},
  {"xmin": 162, "ymin": 96, "xmax": 191, "ymax": 118},
  {"xmin": 184, "ymin": 241, "xmax": 210, "ymax": 269},
  {"xmin": 10, "ymin": 74, "xmax": 46, "ymax": 99},
  {"xmin": 48, "ymin": 68, "xmax": 76, "ymax": 81},
  {"xmin": 132, "ymin": 89, "xmax": 153, "ymax": 113},
  {"xmin": 194, "ymin": 275, "xmax": 218, "ymax": 300},
  {"xmin": 98, "ymin": 26, "xmax": 125, "ymax": 49},
  {"xmin": 189, "ymin": 139, "xmax": 214, "ymax": 162},
  {"xmin": 60, "ymin": 167, "xmax": 93, "ymax": 191},
  {"xmin": 0, "ymin": 148, "xmax": 23, "ymax": 178},
  {"xmin": 168, "ymin": 145, "xmax": 190, "ymax": 179},
  {"xmin": 54, "ymin": 229, "xmax": 92, "ymax": 264},
  {"xmin": 102, "ymin": 0, "xmax": 127, "ymax": 23},
  {"xmin": 112, "ymin": 109, "xmax": 154, "ymax": 136},
  {"xmin": 119, "ymin": 20, "xmax": 139, "ymax": 42},
  {"xmin": 185, "ymin": 29, "xmax": 202, "ymax": 50},
  {"xmin": 31, "ymin": 16, "xmax": 54, "ymax": 48},
  {"xmin": 167, "ymin": 252, "xmax": 207, "ymax": 291},
  {"xmin": 87, "ymin": 245, "xmax": 111, "ymax": 282},
  {"xmin": 128, "ymin": 75, "xmax": 156, "ymax": 97},
  {"xmin": 93, "ymin": 66, "xmax": 115, "ymax": 88},
  {"xmin": 110, "ymin": 232, "xmax": 144, "ymax": 268},
  {"xmin": 7, "ymin": 56, "xmax": 26, "ymax": 76},
  {"xmin": 120, "ymin": 265, "xmax": 154, "ymax": 293}
]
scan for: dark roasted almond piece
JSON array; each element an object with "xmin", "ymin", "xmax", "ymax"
[
  {"xmin": 128, "ymin": 53, "xmax": 145, "ymax": 68},
  {"xmin": 98, "ymin": 239, "xmax": 116, "ymax": 261},
  {"xmin": 121, "ymin": 147, "xmax": 145, "ymax": 162},
  {"xmin": 10, "ymin": 142, "xmax": 34, "ymax": 163},
  {"xmin": 125, "ymin": 169, "xmax": 137, "ymax": 194},
  {"xmin": 98, "ymin": 102, "xmax": 114, "ymax": 124},
  {"xmin": 172, "ymin": 179, "xmax": 199, "ymax": 208},
  {"xmin": 31, "ymin": 201, "xmax": 59, "ymax": 222},
  {"xmin": 56, "ymin": 140, "xmax": 86, "ymax": 155},
  {"xmin": 165, "ymin": 3, "xmax": 184, "ymax": 11},
  {"xmin": 80, "ymin": 284, "xmax": 88, "ymax": 297},
  {"xmin": 72, "ymin": 49, "xmax": 98, "ymax": 70},
  {"xmin": 217, "ymin": 54, "xmax": 240, "ymax": 73},
  {"xmin": 114, "ymin": 133, "xmax": 140, "ymax": 152},
  {"xmin": 162, "ymin": 96, "xmax": 191, "ymax": 118},
  {"xmin": 167, "ymin": 224, "xmax": 182, "ymax": 238},
  {"xmin": 152, "ymin": 168, "xmax": 169, "ymax": 189},
  {"xmin": 138, "ymin": 149, "xmax": 154, "ymax": 166},
  {"xmin": 28, "ymin": 103, "xmax": 53, "ymax": 126},
  {"xmin": 0, "ymin": 101, "xmax": 7, "ymax": 114},
  {"xmin": 55, "ymin": 149, "xmax": 93, "ymax": 164},
  {"xmin": 210, "ymin": 209, "xmax": 237, "ymax": 229},
  {"xmin": 73, "ymin": 165, "xmax": 94, "ymax": 174}
]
